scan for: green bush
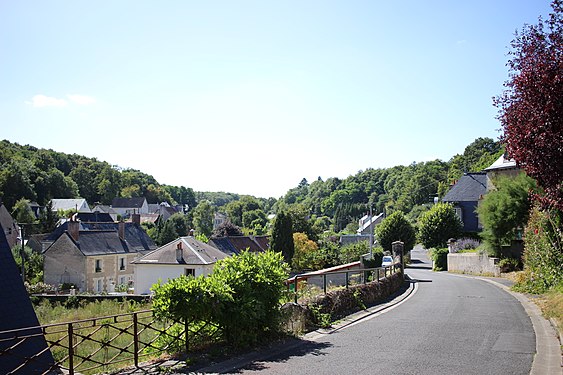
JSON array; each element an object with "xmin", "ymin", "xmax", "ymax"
[
  {"xmin": 151, "ymin": 250, "xmax": 290, "ymax": 349},
  {"xmin": 514, "ymin": 207, "xmax": 563, "ymax": 293},
  {"xmin": 418, "ymin": 203, "xmax": 462, "ymax": 249},
  {"xmin": 498, "ymin": 258, "xmax": 520, "ymax": 273},
  {"xmin": 375, "ymin": 211, "xmax": 416, "ymax": 253},
  {"xmin": 429, "ymin": 248, "xmax": 449, "ymax": 271}
]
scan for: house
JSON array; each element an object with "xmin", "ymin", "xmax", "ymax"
[
  {"xmin": 0, "ymin": 219, "xmax": 54, "ymax": 373},
  {"xmin": 442, "ymin": 172, "xmax": 488, "ymax": 233},
  {"xmin": 111, "ymin": 197, "xmax": 149, "ymax": 217},
  {"xmin": 133, "ymin": 236, "xmax": 229, "ymax": 295},
  {"xmin": 208, "ymin": 235, "xmax": 269, "ymax": 256},
  {"xmin": 0, "ymin": 201, "xmax": 20, "ymax": 248},
  {"xmin": 92, "ymin": 204, "xmax": 119, "ymax": 222},
  {"xmin": 43, "ymin": 215, "xmax": 156, "ymax": 292},
  {"xmin": 356, "ymin": 213, "xmax": 384, "ymax": 235},
  {"xmin": 213, "ymin": 212, "xmax": 228, "ymax": 230},
  {"xmin": 484, "ymin": 153, "xmax": 521, "ymax": 182},
  {"xmin": 51, "ymin": 198, "xmax": 91, "ymax": 213},
  {"xmin": 75, "ymin": 212, "xmax": 114, "ymax": 223},
  {"xmin": 147, "ymin": 202, "xmax": 180, "ymax": 221}
]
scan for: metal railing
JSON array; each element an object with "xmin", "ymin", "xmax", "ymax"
[
  {"xmin": 0, "ymin": 310, "xmax": 221, "ymax": 375},
  {"xmin": 288, "ymin": 263, "xmax": 401, "ymax": 303}
]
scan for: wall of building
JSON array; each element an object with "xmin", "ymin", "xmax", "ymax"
[
  {"xmin": 447, "ymin": 253, "xmax": 500, "ymax": 277},
  {"xmin": 43, "ymin": 235, "xmax": 86, "ymax": 290},
  {"xmin": 85, "ymin": 253, "xmax": 139, "ymax": 293},
  {"xmin": 134, "ymin": 264, "xmax": 214, "ymax": 295}
]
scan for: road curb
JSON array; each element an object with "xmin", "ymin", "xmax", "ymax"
[{"xmin": 459, "ymin": 275, "xmax": 562, "ymax": 375}]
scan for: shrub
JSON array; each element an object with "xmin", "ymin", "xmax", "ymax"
[
  {"xmin": 375, "ymin": 211, "xmax": 416, "ymax": 252},
  {"xmin": 514, "ymin": 207, "xmax": 563, "ymax": 293},
  {"xmin": 451, "ymin": 238, "xmax": 481, "ymax": 253},
  {"xmin": 418, "ymin": 203, "xmax": 462, "ymax": 249},
  {"xmin": 429, "ymin": 248, "xmax": 448, "ymax": 271},
  {"xmin": 499, "ymin": 258, "xmax": 520, "ymax": 273},
  {"xmin": 339, "ymin": 241, "xmax": 370, "ymax": 264}
]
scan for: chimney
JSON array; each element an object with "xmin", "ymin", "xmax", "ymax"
[
  {"xmin": 118, "ymin": 221, "xmax": 125, "ymax": 240},
  {"xmin": 68, "ymin": 219, "xmax": 79, "ymax": 241},
  {"xmin": 131, "ymin": 213, "xmax": 141, "ymax": 225},
  {"xmin": 176, "ymin": 242, "xmax": 183, "ymax": 262}
]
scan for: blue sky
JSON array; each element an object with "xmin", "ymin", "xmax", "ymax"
[{"xmin": 0, "ymin": 1, "xmax": 553, "ymax": 198}]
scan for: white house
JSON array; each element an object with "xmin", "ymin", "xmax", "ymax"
[
  {"xmin": 132, "ymin": 236, "xmax": 229, "ymax": 295},
  {"xmin": 51, "ymin": 198, "xmax": 91, "ymax": 213},
  {"xmin": 111, "ymin": 197, "xmax": 149, "ymax": 217}
]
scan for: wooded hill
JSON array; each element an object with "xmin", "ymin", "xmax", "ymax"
[{"xmin": 0, "ymin": 137, "xmax": 502, "ymax": 230}]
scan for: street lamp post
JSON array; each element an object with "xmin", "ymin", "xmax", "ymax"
[{"xmin": 18, "ymin": 224, "xmax": 25, "ymax": 282}]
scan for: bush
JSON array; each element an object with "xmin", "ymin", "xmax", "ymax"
[
  {"xmin": 429, "ymin": 248, "xmax": 448, "ymax": 271},
  {"xmin": 375, "ymin": 211, "xmax": 416, "ymax": 252},
  {"xmin": 450, "ymin": 238, "xmax": 481, "ymax": 253},
  {"xmin": 498, "ymin": 258, "xmax": 520, "ymax": 273},
  {"xmin": 514, "ymin": 207, "xmax": 563, "ymax": 293},
  {"xmin": 418, "ymin": 203, "xmax": 462, "ymax": 249},
  {"xmin": 151, "ymin": 251, "xmax": 290, "ymax": 348}
]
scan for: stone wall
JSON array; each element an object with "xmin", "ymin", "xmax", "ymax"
[
  {"xmin": 447, "ymin": 253, "xmax": 500, "ymax": 277},
  {"xmin": 281, "ymin": 271, "xmax": 404, "ymax": 334}
]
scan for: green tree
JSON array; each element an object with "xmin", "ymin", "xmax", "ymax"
[
  {"xmin": 11, "ymin": 245, "xmax": 44, "ymax": 284},
  {"xmin": 477, "ymin": 173, "xmax": 536, "ymax": 254},
  {"xmin": 12, "ymin": 198, "xmax": 36, "ymax": 224},
  {"xmin": 270, "ymin": 210, "xmax": 294, "ymax": 264},
  {"xmin": 213, "ymin": 221, "xmax": 244, "ymax": 237},
  {"xmin": 167, "ymin": 213, "xmax": 190, "ymax": 237},
  {"xmin": 292, "ymin": 232, "xmax": 322, "ymax": 271},
  {"xmin": 418, "ymin": 203, "xmax": 462, "ymax": 249},
  {"xmin": 38, "ymin": 200, "xmax": 59, "ymax": 233},
  {"xmin": 375, "ymin": 211, "xmax": 416, "ymax": 253},
  {"xmin": 193, "ymin": 201, "xmax": 215, "ymax": 237},
  {"xmin": 157, "ymin": 220, "xmax": 178, "ymax": 245}
]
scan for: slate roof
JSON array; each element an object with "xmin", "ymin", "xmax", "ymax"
[
  {"xmin": 442, "ymin": 173, "xmax": 488, "ymax": 202},
  {"xmin": 134, "ymin": 236, "xmax": 228, "ymax": 265},
  {"xmin": 0, "ymin": 220, "xmax": 54, "ymax": 373},
  {"xmin": 112, "ymin": 197, "xmax": 147, "ymax": 208},
  {"xmin": 44, "ymin": 221, "xmax": 156, "ymax": 252},
  {"xmin": 76, "ymin": 212, "xmax": 114, "ymax": 222},
  {"xmin": 208, "ymin": 235, "xmax": 269, "ymax": 256},
  {"xmin": 51, "ymin": 198, "xmax": 91, "ymax": 212},
  {"xmin": 71, "ymin": 231, "xmax": 130, "ymax": 256}
]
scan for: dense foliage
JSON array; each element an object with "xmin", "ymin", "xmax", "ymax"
[
  {"xmin": 418, "ymin": 203, "xmax": 462, "ymax": 249},
  {"xmin": 495, "ymin": 0, "xmax": 563, "ymax": 210},
  {"xmin": 375, "ymin": 211, "xmax": 416, "ymax": 253},
  {"xmin": 152, "ymin": 251, "xmax": 289, "ymax": 348},
  {"xmin": 514, "ymin": 207, "xmax": 563, "ymax": 293},
  {"xmin": 477, "ymin": 173, "xmax": 536, "ymax": 254},
  {"xmin": 270, "ymin": 210, "xmax": 294, "ymax": 264}
]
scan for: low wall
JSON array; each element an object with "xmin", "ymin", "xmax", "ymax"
[
  {"xmin": 281, "ymin": 271, "xmax": 405, "ymax": 333},
  {"xmin": 447, "ymin": 253, "xmax": 500, "ymax": 277}
]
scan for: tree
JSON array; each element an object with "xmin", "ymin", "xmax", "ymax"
[
  {"xmin": 213, "ymin": 221, "xmax": 244, "ymax": 237},
  {"xmin": 11, "ymin": 198, "xmax": 36, "ymax": 225},
  {"xmin": 292, "ymin": 232, "xmax": 322, "ymax": 271},
  {"xmin": 157, "ymin": 220, "xmax": 178, "ymax": 246},
  {"xmin": 38, "ymin": 200, "xmax": 59, "ymax": 233},
  {"xmin": 494, "ymin": 0, "xmax": 563, "ymax": 209},
  {"xmin": 167, "ymin": 213, "xmax": 190, "ymax": 237},
  {"xmin": 477, "ymin": 173, "xmax": 537, "ymax": 254},
  {"xmin": 418, "ymin": 203, "xmax": 462, "ymax": 249},
  {"xmin": 375, "ymin": 211, "xmax": 416, "ymax": 253},
  {"xmin": 270, "ymin": 210, "xmax": 294, "ymax": 264},
  {"xmin": 192, "ymin": 201, "xmax": 215, "ymax": 237}
]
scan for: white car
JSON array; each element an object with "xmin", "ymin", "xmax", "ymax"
[{"xmin": 381, "ymin": 256, "xmax": 393, "ymax": 267}]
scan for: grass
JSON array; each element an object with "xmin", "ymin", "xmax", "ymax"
[{"xmin": 536, "ymin": 284, "xmax": 563, "ymax": 333}]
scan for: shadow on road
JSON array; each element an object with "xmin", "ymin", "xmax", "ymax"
[{"xmin": 230, "ymin": 340, "xmax": 333, "ymax": 373}]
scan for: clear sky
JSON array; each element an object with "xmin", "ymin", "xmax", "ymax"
[{"xmin": 0, "ymin": 1, "xmax": 554, "ymax": 198}]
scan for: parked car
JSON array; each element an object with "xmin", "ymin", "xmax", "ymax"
[{"xmin": 381, "ymin": 256, "xmax": 393, "ymax": 267}]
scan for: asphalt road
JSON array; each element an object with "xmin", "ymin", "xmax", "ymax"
[{"xmin": 220, "ymin": 247, "xmax": 535, "ymax": 375}]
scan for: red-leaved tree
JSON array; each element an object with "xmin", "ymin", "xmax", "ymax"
[{"xmin": 494, "ymin": 0, "xmax": 563, "ymax": 210}]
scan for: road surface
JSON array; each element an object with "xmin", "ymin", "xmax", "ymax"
[{"xmin": 218, "ymin": 246, "xmax": 536, "ymax": 375}]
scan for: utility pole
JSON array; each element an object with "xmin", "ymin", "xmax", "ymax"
[
  {"xmin": 369, "ymin": 206, "xmax": 373, "ymax": 259},
  {"xmin": 19, "ymin": 224, "xmax": 25, "ymax": 282}
]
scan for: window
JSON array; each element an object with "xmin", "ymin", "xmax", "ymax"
[
  {"xmin": 95, "ymin": 259, "xmax": 102, "ymax": 273},
  {"xmin": 95, "ymin": 279, "xmax": 103, "ymax": 293},
  {"xmin": 119, "ymin": 276, "xmax": 126, "ymax": 285},
  {"xmin": 119, "ymin": 257, "xmax": 126, "ymax": 271},
  {"xmin": 454, "ymin": 207, "xmax": 463, "ymax": 224},
  {"xmin": 185, "ymin": 268, "xmax": 195, "ymax": 277}
]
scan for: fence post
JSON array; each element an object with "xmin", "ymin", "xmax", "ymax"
[
  {"xmin": 133, "ymin": 312, "xmax": 139, "ymax": 367},
  {"xmin": 323, "ymin": 274, "xmax": 327, "ymax": 295},
  {"xmin": 185, "ymin": 318, "xmax": 189, "ymax": 354},
  {"xmin": 68, "ymin": 323, "xmax": 74, "ymax": 375},
  {"xmin": 376, "ymin": 268, "xmax": 380, "ymax": 282},
  {"xmin": 294, "ymin": 277, "xmax": 298, "ymax": 303},
  {"xmin": 345, "ymin": 272, "xmax": 349, "ymax": 289}
]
